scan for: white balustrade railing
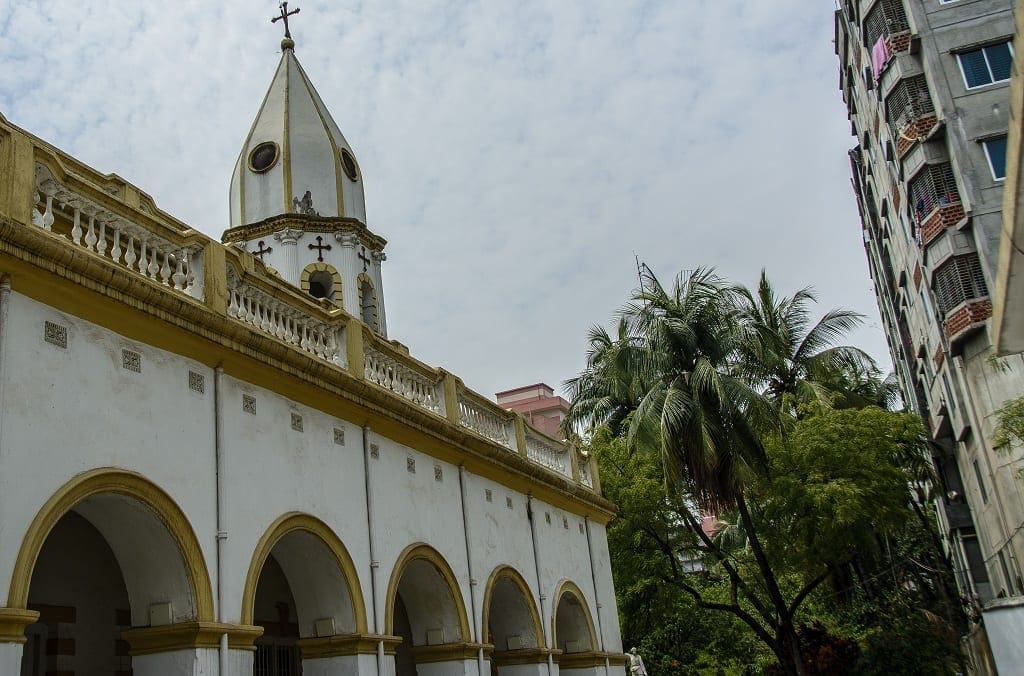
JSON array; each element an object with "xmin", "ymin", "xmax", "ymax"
[
  {"xmin": 526, "ymin": 430, "xmax": 571, "ymax": 478},
  {"xmin": 32, "ymin": 166, "xmax": 203, "ymax": 299},
  {"xmin": 364, "ymin": 343, "xmax": 444, "ymax": 415},
  {"xmin": 227, "ymin": 266, "xmax": 344, "ymax": 366},
  {"xmin": 458, "ymin": 391, "xmax": 514, "ymax": 448}
]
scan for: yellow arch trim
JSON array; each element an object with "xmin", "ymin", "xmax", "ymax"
[
  {"xmin": 481, "ymin": 565, "xmax": 545, "ymax": 649},
  {"xmin": 241, "ymin": 512, "xmax": 368, "ymax": 633},
  {"xmin": 550, "ymin": 579, "xmax": 598, "ymax": 652},
  {"xmin": 384, "ymin": 543, "xmax": 471, "ymax": 641},
  {"xmin": 300, "ymin": 262, "xmax": 342, "ymax": 302},
  {"xmin": 8, "ymin": 468, "xmax": 215, "ymax": 621}
]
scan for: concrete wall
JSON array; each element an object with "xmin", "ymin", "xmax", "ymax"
[{"xmin": 0, "ymin": 290, "xmax": 620, "ymax": 672}]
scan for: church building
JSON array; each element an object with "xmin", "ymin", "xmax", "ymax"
[{"xmin": 0, "ymin": 12, "xmax": 624, "ymax": 676}]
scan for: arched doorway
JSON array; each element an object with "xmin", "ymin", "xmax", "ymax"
[
  {"xmin": 9, "ymin": 469, "xmax": 214, "ymax": 676},
  {"xmin": 386, "ymin": 544, "xmax": 472, "ymax": 676},
  {"xmin": 242, "ymin": 513, "xmax": 367, "ymax": 676},
  {"xmin": 551, "ymin": 581, "xmax": 598, "ymax": 656},
  {"xmin": 483, "ymin": 566, "xmax": 547, "ymax": 673}
]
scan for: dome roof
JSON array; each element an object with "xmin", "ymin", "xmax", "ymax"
[{"xmin": 229, "ymin": 42, "xmax": 366, "ymax": 227}]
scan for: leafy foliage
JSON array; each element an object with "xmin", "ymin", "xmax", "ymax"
[{"xmin": 571, "ymin": 267, "xmax": 964, "ymax": 674}]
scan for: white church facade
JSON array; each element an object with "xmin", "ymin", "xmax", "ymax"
[{"xmin": 0, "ymin": 26, "xmax": 625, "ymax": 676}]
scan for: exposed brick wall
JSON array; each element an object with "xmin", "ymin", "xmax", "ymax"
[
  {"xmin": 888, "ymin": 32, "xmax": 912, "ymax": 54},
  {"xmin": 944, "ymin": 300, "xmax": 993, "ymax": 339},
  {"xmin": 934, "ymin": 345, "xmax": 945, "ymax": 370},
  {"xmin": 896, "ymin": 115, "xmax": 939, "ymax": 157},
  {"xmin": 913, "ymin": 263, "xmax": 923, "ymax": 290},
  {"xmin": 920, "ymin": 203, "xmax": 965, "ymax": 246}
]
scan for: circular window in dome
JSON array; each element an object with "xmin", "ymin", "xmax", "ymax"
[
  {"xmin": 248, "ymin": 142, "xmax": 279, "ymax": 173},
  {"xmin": 340, "ymin": 149, "xmax": 359, "ymax": 181}
]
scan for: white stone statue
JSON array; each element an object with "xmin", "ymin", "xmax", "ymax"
[{"xmin": 629, "ymin": 647, "xmax": 648, "ymax": 676}]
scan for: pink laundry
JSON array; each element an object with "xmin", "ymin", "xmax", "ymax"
[{"xmin": 871, "ymin": 36, "xmax": 891, "ymax": 84}]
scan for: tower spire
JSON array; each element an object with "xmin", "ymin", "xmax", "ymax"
[{"xmin": 272, "ymin": 2, "xmax": 300, "ymax": 50}]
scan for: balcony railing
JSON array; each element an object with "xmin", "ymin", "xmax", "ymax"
[
  {"xmin": 886, "ymin": 75, "xmax": 937, "ymax": 157},
  {"xmin": 12, "ymin": 150, "xmax": 600, "ymax": 494}
]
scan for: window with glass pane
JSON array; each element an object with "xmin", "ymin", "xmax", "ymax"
[
  {"xmin": 984, "ymin": 136, "xmax": 1008, "ymax": 180},
  {"xmin": 959, "ymin": 42, "xmax": 1013, "ymax": 88}
]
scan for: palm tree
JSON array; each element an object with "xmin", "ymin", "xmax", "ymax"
[
  {"xmin": 732, "ymin": 270, "xmax": 876, "ymax": 419},
  {"xmin": 563, "ymin": 317, "xmax": 647, "ymax": 437},
  {"xmin": 567, "ymin": 267, "xmax": 810, "ymax": 675}
]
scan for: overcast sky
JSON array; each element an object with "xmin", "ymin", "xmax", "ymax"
[{"xmin": 0, "ymin": 1, "xmax": 891, "ymax": 400}]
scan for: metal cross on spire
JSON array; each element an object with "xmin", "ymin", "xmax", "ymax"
[{"xmin": 272, "ymin": 2, "xmax": 301, "ymax": 39}]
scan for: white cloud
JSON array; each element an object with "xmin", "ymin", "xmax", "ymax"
[{"xmin": 0, "ymin": 0, "xmax": 889, "ymax": 398}]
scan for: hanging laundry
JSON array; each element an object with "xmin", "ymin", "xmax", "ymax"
[{"xmin": 872, "ymin": 36, "xmax": 892, "ymax": 84}]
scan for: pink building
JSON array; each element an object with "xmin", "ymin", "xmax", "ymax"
[{"xmin": 495, "ymin": 383, "xmax": 570, "ymax": 440}]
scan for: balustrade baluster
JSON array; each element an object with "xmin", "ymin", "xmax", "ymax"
[
  {"xmin": 72, "ymin": 208, "xmax": 83, "ymax": 244},
  {"xmin": 125, "ymin": 236, "xmax": 137, "ymax": 269},
  {"xmin": 111, "ymin": 228, "xmax": 122, "ymax": 264}
]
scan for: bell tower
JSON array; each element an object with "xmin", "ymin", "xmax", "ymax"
[{"xmin": 223, "ymin": 8, "xmax": 387, "ymax": 336}]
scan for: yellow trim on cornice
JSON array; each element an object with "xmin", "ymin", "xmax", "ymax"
[
  {"xmin": 492, "ymin": 647, "xmax": 561, "ymax": 666},
  {"xmin": 7, "ymin": 468, "xmax": 216, "ymax": 622},
  {"xmin": 221, "ymin": 214, "xmax": 384, "ymax": 249},
  {"xmin": 0, "ymin": 216, "xmax": 615, "ymax": 524},
  {"xmin": 0, "ymin": 608, "xmax": 41, "ymax": 644},
  {"xmin": 122, "ymin": 621, "xmax": 264, "ymax": 655},
  {"xmin": 411, "ymin": 642, "xmax": 492, "ymax": 664},
  {"xmin": 481, "ymin": 566, "xmax": 545, "ymax": 650},
  {"xmin": 241, "ymin": 512, "xmax": 369, "ymax": 633},
  {"xmin": 297, "ymin": 633, "xmax": 402, "ymax": 658},
  {"xmin": 384, "ymin": 543, "xmax": 472, "ymax": 642},
  {"xmin": 549, "ymin": 580, "xmax": 598, "ymax": 654},
  {"xmin": 300, "ymin": 262, "xmax": 342, "ymax": 303}
]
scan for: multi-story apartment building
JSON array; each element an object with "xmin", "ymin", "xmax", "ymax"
[{"xmin": 836, "ymin": 1, "xmax": 1024, "ymax": 671}]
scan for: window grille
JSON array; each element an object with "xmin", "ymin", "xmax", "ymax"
[
  {"xmin": 885, "ymin": 75, "xmax": 933, "ymax": 134},
  {"xmin": 863, "ymin": 0, "xmax": 909, "ymax": 47},
  {"xmin": 909, "ymin": 163, "xmax": 959, "ymax": 223},
  {"xmin": 932, "ymin": 254, "xmax": 988, "ymax": 315}
]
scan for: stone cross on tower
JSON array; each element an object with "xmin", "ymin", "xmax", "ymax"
[
  {"xmin": 272, "ymin": 2, "xmax": 301, "ymax": 39},
  {"xmin": 358, "ymin": 246, "xmax": 372, "ymax": 272},
  {"xmin": 251, "ymin": 241, "xmax": 273, "ymax": 261},
  {"xmin": 308, "ymin": 235, "xmax": 332, "ymax": 262}
]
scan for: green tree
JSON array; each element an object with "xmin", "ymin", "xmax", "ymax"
[
  {"xmin": 569, "ymin": 268, "xmax": 810, "ymax": 674},
  {"xmin": 569, "ymin": 267, "xmax": 963, "ymax": 674}
]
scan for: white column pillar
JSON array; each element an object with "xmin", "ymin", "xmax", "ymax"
[
  {"xmin": 0, "ymin": 642, "xmax": 25, "ymax": 675},
  {"xmin": 417, "ymin": 657, "xmax": 477, "ymax": 676},
  {"xmin": 123, "ymin": 622, "xmax": 262, "ymax": 676},
  {"xmin": 0, "ymin": 607, "xmax": 39, "ymax": 675}
]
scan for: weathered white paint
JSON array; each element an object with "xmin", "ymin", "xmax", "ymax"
[
  {"xmin": 418, "ymin": 659, "xmax": 476, "ymax": 676},
  {"xmin": 303, "ymin": 654, "xmax": 363, "ymax": 675},
  {"xmin": 982, "ymin": 598, "xmax": 1024, "ymax": 673},
  {"xmin": 133, "ymin": 648, "xmax": 219, "ymax": 676},
  {"xmin": 499, "ymin": 664, "xmax": 548, "ymax": 676},
  {"xmin": 1, "ymin": 288, "xmax": 621, "ymax": 675},
  {"xmin": 0, "ymin": 643, "xmax": 26, "ymax": 675}
]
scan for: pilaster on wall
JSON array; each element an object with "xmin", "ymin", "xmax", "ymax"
[
  {"xmin": 0, "ymin": 129, "xmax": 34, "ymax": 226},
  {"xmin": 203, "ymin": 241, "xmax": 228, "ymax": 315}
]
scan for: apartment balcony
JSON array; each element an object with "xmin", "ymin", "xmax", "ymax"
[
  {"xmin": 919, "ymin": 201, "xmax": 966, "ymax": 246},
  {"xmin": 943, "ymin": 501, "xmax": 974, "ymax": 531},
  {"xmin": 944, "ymin": 299, "xmax": 992, "ymax": 348}
]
